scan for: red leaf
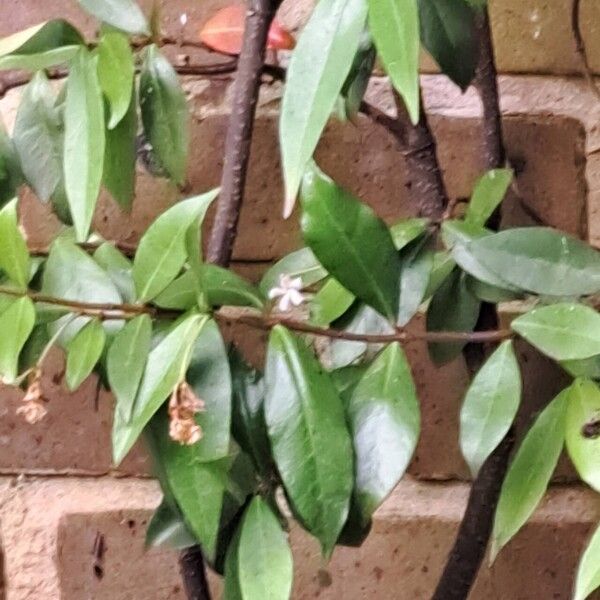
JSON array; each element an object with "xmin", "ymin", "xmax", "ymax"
[{"xmin": 199, "ymin": 4, "xmax": 295, "ymax": 56}]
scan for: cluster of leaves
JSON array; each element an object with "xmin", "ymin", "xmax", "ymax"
[{"xmin": 2, "ymin": 0, "xmax": 600, "ymax": 599}]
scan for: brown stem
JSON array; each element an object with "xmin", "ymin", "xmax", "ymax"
[
  {"xmin": 433, "ymin": 9, "xmax": 512, "ymax": 600},
  {"xmin": 572, "ymin": 0, "xmax": 600, "ymax": 101},
  {"xmin": 206, "ymin": 0, "xmax": 283, "ymax": 266},
  {"xmin": 179, "ymin": 546, "xmax": 213, "ymax": 600}
]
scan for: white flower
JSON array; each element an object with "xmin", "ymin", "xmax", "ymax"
[
  {"xmin": 269, "ymin": 274, "xmax": 306, "ymax": 312},
  {"xmin": 180, "ymin": 13, "xmax": 188, "ymax": 26}
]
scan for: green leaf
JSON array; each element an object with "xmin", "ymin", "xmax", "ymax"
[
  {"xmin": 153, "ymin": 271, "xmax": 197, "ymax": 310},
  {"xmin": 230, "ymin": 351, "xmax": 271, "ymax": 476},
  {"xmin": 465, "ymin": 169, "xmax": 513, "ymax": 226},
  {"xmin": 237, "ymin": 497, "xmax": 293, "ymax": 600},
  {"xmin": 0, "ymin": 117, "xmax": 22, "ymax": 207},
  {"xmin": 512, "ymin": 303, "xmax": 600, "ymax": 361},
  {"xmin": 186, "ymin": 318, "xmax": 232, "ymax": 462},
  {"xmin": 389, "ymin": 217, "xmax": 429, "ymax": 250},
  {"xmin": 140, "ymin": 45, "xmax": 189, "ymax": 185},
  {"xmin": 426, "ymin": 269, "xmax": 480, "ymax": 365},
  {"xmin": 467, "ymin": 227, "xmax": 600, "ymax": 296},
  {"xmin": 13, "ymin": 72, "xmax": 62, "ymax": 202},
  {"xmin": 65, "ymin": 318, "xmax": 106, "ymax": 391},
  {"xmin": 424, "ymin": 251, "xmax": 455, "ymax": 298},
  {"xmin": 0, "ymin": 20, "xmax": 83, "ymax": 57},
  {"xmin": 146, "ymin": 409, "xmax": 228, "ymax": 560},
  {"xmin": 301, "ymin": 165, "xmax": 401, "ymax": 320},
  {"xmin": 466, "ymin": 276, "xmax": 522, "ymax": 304},
  {"xmin": 574, "ymin": 522, "xmax": 600, "ymax": 600},
  {"xmin": 146, "ymin": 497, "xmax": 197, "ymax": 550},
  {"xmin": 93, "ymin": 242, "xmax": 135, "ymax": 302},
  {"xmin": 0, "ymin": 199, "xmax": 29, "ymax": 289},
  {"xmin": 397, "ymin": 236, "xmax": 433, "ymax": 326},
  {"xmin": 78, "ymin": 0, "xmax": 149, "ymax": 35},
  {"xmin": 341, "ymin": 39, "xmax": 376, "ymax": 120},
  {"xmin": 64, "ymin": 48, "xmax": 105, "ymax": 242},
  {"xmin": 0, "ymin": 297, "xmax": 35, "ymax": 383},
  {"xmin": 265, "ymin": 326, "xmax": 353, "ymax": 555},
  {"xmin": 561, "ymin": 356, "xmax": 600, "ymax": 380},
  {"xmin": 259, "ymin": 248, "xmax": 327, "ymax": 295},
  {"xmin": 224, "ymin": 526, "xmax": 244, "ymax": 600},
  {"xmin": 418, "ymin": 0, "xmax": 478, "ymax": 90},
  {"xmin": 97, "ymin": 31, "xmax": 134, "ymax": 129},
  {"xmin": 280, "ymin": 0, "xmax": 368, "ymax": 215},
  {"xmin": 112, "ymin": 314, "xmax": 205, "ymax": 465},
  {"xmin": 328, "ymin": 304, "xmax": 393, "ymax": 369},
  {"xmin": 42, "ymin": 239, "xmax": 122, "ymax": 340},
  {"xmin": 460, "ymin": 341, "xmax": 521, "ymax": 476},
  {"xmin": 107, "ymin": 314, "xmax": 152, "ymax": 422},
  {"xmin": 348, "ymin": 342, "xmax": 419, "ymax": 525},
  {"xmin": 565, "ymin": 378, "xmax": 600, "ymax": 493},
  {"xmin": 491, "ymin": 388, "xmax": 568, "ymax": 561},
  {"xmin": 199, "ymin": 264, "xmax": 265, "ymax": 309},
  {"xmin": 368, "ymin": 0, "xmax": 420, "ymax": 123},
  {"xmin": 310, "ymin": 278, "xmax": 355, "ymax": 326},
  {"xmin": 132, "ymin": 191, "xmax": 217, "ymax": 302},
  {"xmin": 103, "ymin": 86, "xmax": 137, "ymax": 210},
  {"xmin": 0, "ymin": 46, "xmax": 80, "ymax": 71}
]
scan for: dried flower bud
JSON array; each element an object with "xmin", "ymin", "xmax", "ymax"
[
  {"xmin": 168, "ymin": 381, "xmax": 205, "ymax": 445},
  {"xmin": 16, "ymin": 400, "xmax": 47, "ymax": 424}
]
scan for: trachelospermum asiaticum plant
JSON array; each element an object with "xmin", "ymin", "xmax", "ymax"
[{"xmin": 1, "ymin": 0, "xmax": 600, "ymax": 599}]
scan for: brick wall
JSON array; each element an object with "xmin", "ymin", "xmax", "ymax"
[{"xmin": 1, "ymin": 1, "xmax": 600, "ymax": 598}]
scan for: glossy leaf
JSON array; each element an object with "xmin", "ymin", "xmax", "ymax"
[
  {"xmin": 146, "ymin": 497, "xmax": 196, "ymax": 550},
  {"xmin": 224, "ymin": 526, "xmax": 244, "ymax": 600},
  {"xmin": 259, "ymin": 248, "xmax": 327, "ymax": 295},
  {"xmin": 310, "ymin": 278, "xmax": 355, "ymax": 326},
  {"xmin": 574, "ymin": 523, "xmax": 600, "ymax": 600},
  {"xmin": 93, "ymin": 242, "xmax": 135, "ymax": 303},
  {"xmin": 424, "ymin": 251, "xmax": 456, "ymax": 298},
  {"xmin": 491, "ymin": 389, "xmax": 568, "ymax": 561},
  {"xmin": 78, "ymin": 0, "xmax": 149, "ymax": 35},
  {"xmin": 280, "ymin": 0, "xmax": 368, "ymax": 215},
  {"xmin": 65, "ymin": 318, "xmax": 106, "ymax": 391},
  {"xmin": 348, "ymin": 342, "xmax": 419, "ymax": 524},
  {"xmin": 186, "ymin": 318, "xmax": 232, "ymax": 462},
  {"xmin": 368, "ymin": 0, "xmax": 420, "ymax": 123},
  {"xmin": 64, "ymin": 48, "xmax": 105, "ymax": 242},
  {"xmin": 140, "ymin": 45, "xmax": 189, "ymax": 185},
  {"xmin": 0, "ymin": 297, "xmax": 35, "ymax": 383},
  {"xmin": 146, "ymin": 409, "xmax": 228, "ymax": 559},
  {"xmin": 103, "ymin": 87, "xmax": 137, "ymax": 210},
  {"xmin": 341, "ymin": 39, "xmax": 376, "ymax": 120},
  {"xmin": 265, "ymin": 326, "xmax": 353, "ymax": 555},
  {"xmin": 390, "ymin": 217, "xmax": 429, "ymax": 250},
  {"xmin": 465, "ymin": 169, "xmax": 513, "ymax": 227},
  {"xmin": 237, "ymin": 496, "xmax": 293, "ymax": 600},
  {"xmin": 0, "ymin": 199, "xmax": 29, "ymax": 289},
  {"xmin": 199, "ymin": 264, "xmax": 265, "ymax": 309},
  {"xmin": 460, "ymin": 341, "xmax": 521, "ymax": 476},
  {"xmin": 133, "ymin": 191, "xmax": 217, "ymax": 302},
  {"xmin": 0, "ymin": 20, "xmax": 82, "ymax": 57},
  {"xmin": 561, "ymin": 356, "xmax": 600, "ymax": 380},
  {"xmin": 42, "ymin": 239, "xmax": 122, "ymax": 340},
  {"xmin": 512, "ymin": 303, "xmax": 600, "ymax": 361},
  {"xmin": 97, "ymin": 31, "xmax": 135, "ymax": 129},
  {"xmin": 199, "ymin": 5, "xmax": 295, "ymax": 55},
  {"xmin": 153, "ymin": 271, "xmax": 197, "ymax": 310},
  {"xmin": 230, "ymin": 351, "xmax": 271, "ymax": 475},
  {"xmin": 466, "ymin": 276, "xmax": 522, "ymax": 304},
  {"xmin": 565, "ymin": 378, "xmax": 600, "ymax": 493},
  {"xmin": 418, "ymin": 0, "xmax": 477, "ymax": 90},
  {"xmin": 112, "ymin": 314, "xmax": 206, "ymax": 464},
  {"xmin": 13, "ymin": 72, "xmax": 62, "ymax": 202},
  {"xmin": 107, "ymin": 314, "xmax": 152, "ymax": 423},
  {"xmin": 426, "ymin": 269, "xmax": 480, "ymax": 365},
  {"xmin": 467, "ymin": 227, "xmax": 600, "ymax": 296},
  {"xmin": 0, "ymin": 46, "xmax": 79, "ymax": 71},
  {"xmin": 397, "ymin": 236, "xmax": 433, "ymax": 326},
  {"xmin": 328, "ymin": 304, "xmax": 393, "ymax": 369},
  {"xmin": 301, "ymin": 166, "xmax": 401, "ymax": 320}
]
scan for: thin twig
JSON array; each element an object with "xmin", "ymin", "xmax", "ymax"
[{"xmin": 572, "ymin": 0, "xmax": 600, "ymax": 102}]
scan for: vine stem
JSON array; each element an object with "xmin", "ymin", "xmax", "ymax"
[
  {"xmin": 572, "ymin": 0, "xmax": 600, "ymax": 102},
  {"xmin": 0, "ymin": 285, "xmax": 512, "ymax": 344},
  {"xmin": 432, "ymin": 9, "xmax": 512, "ymax": 600}
]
